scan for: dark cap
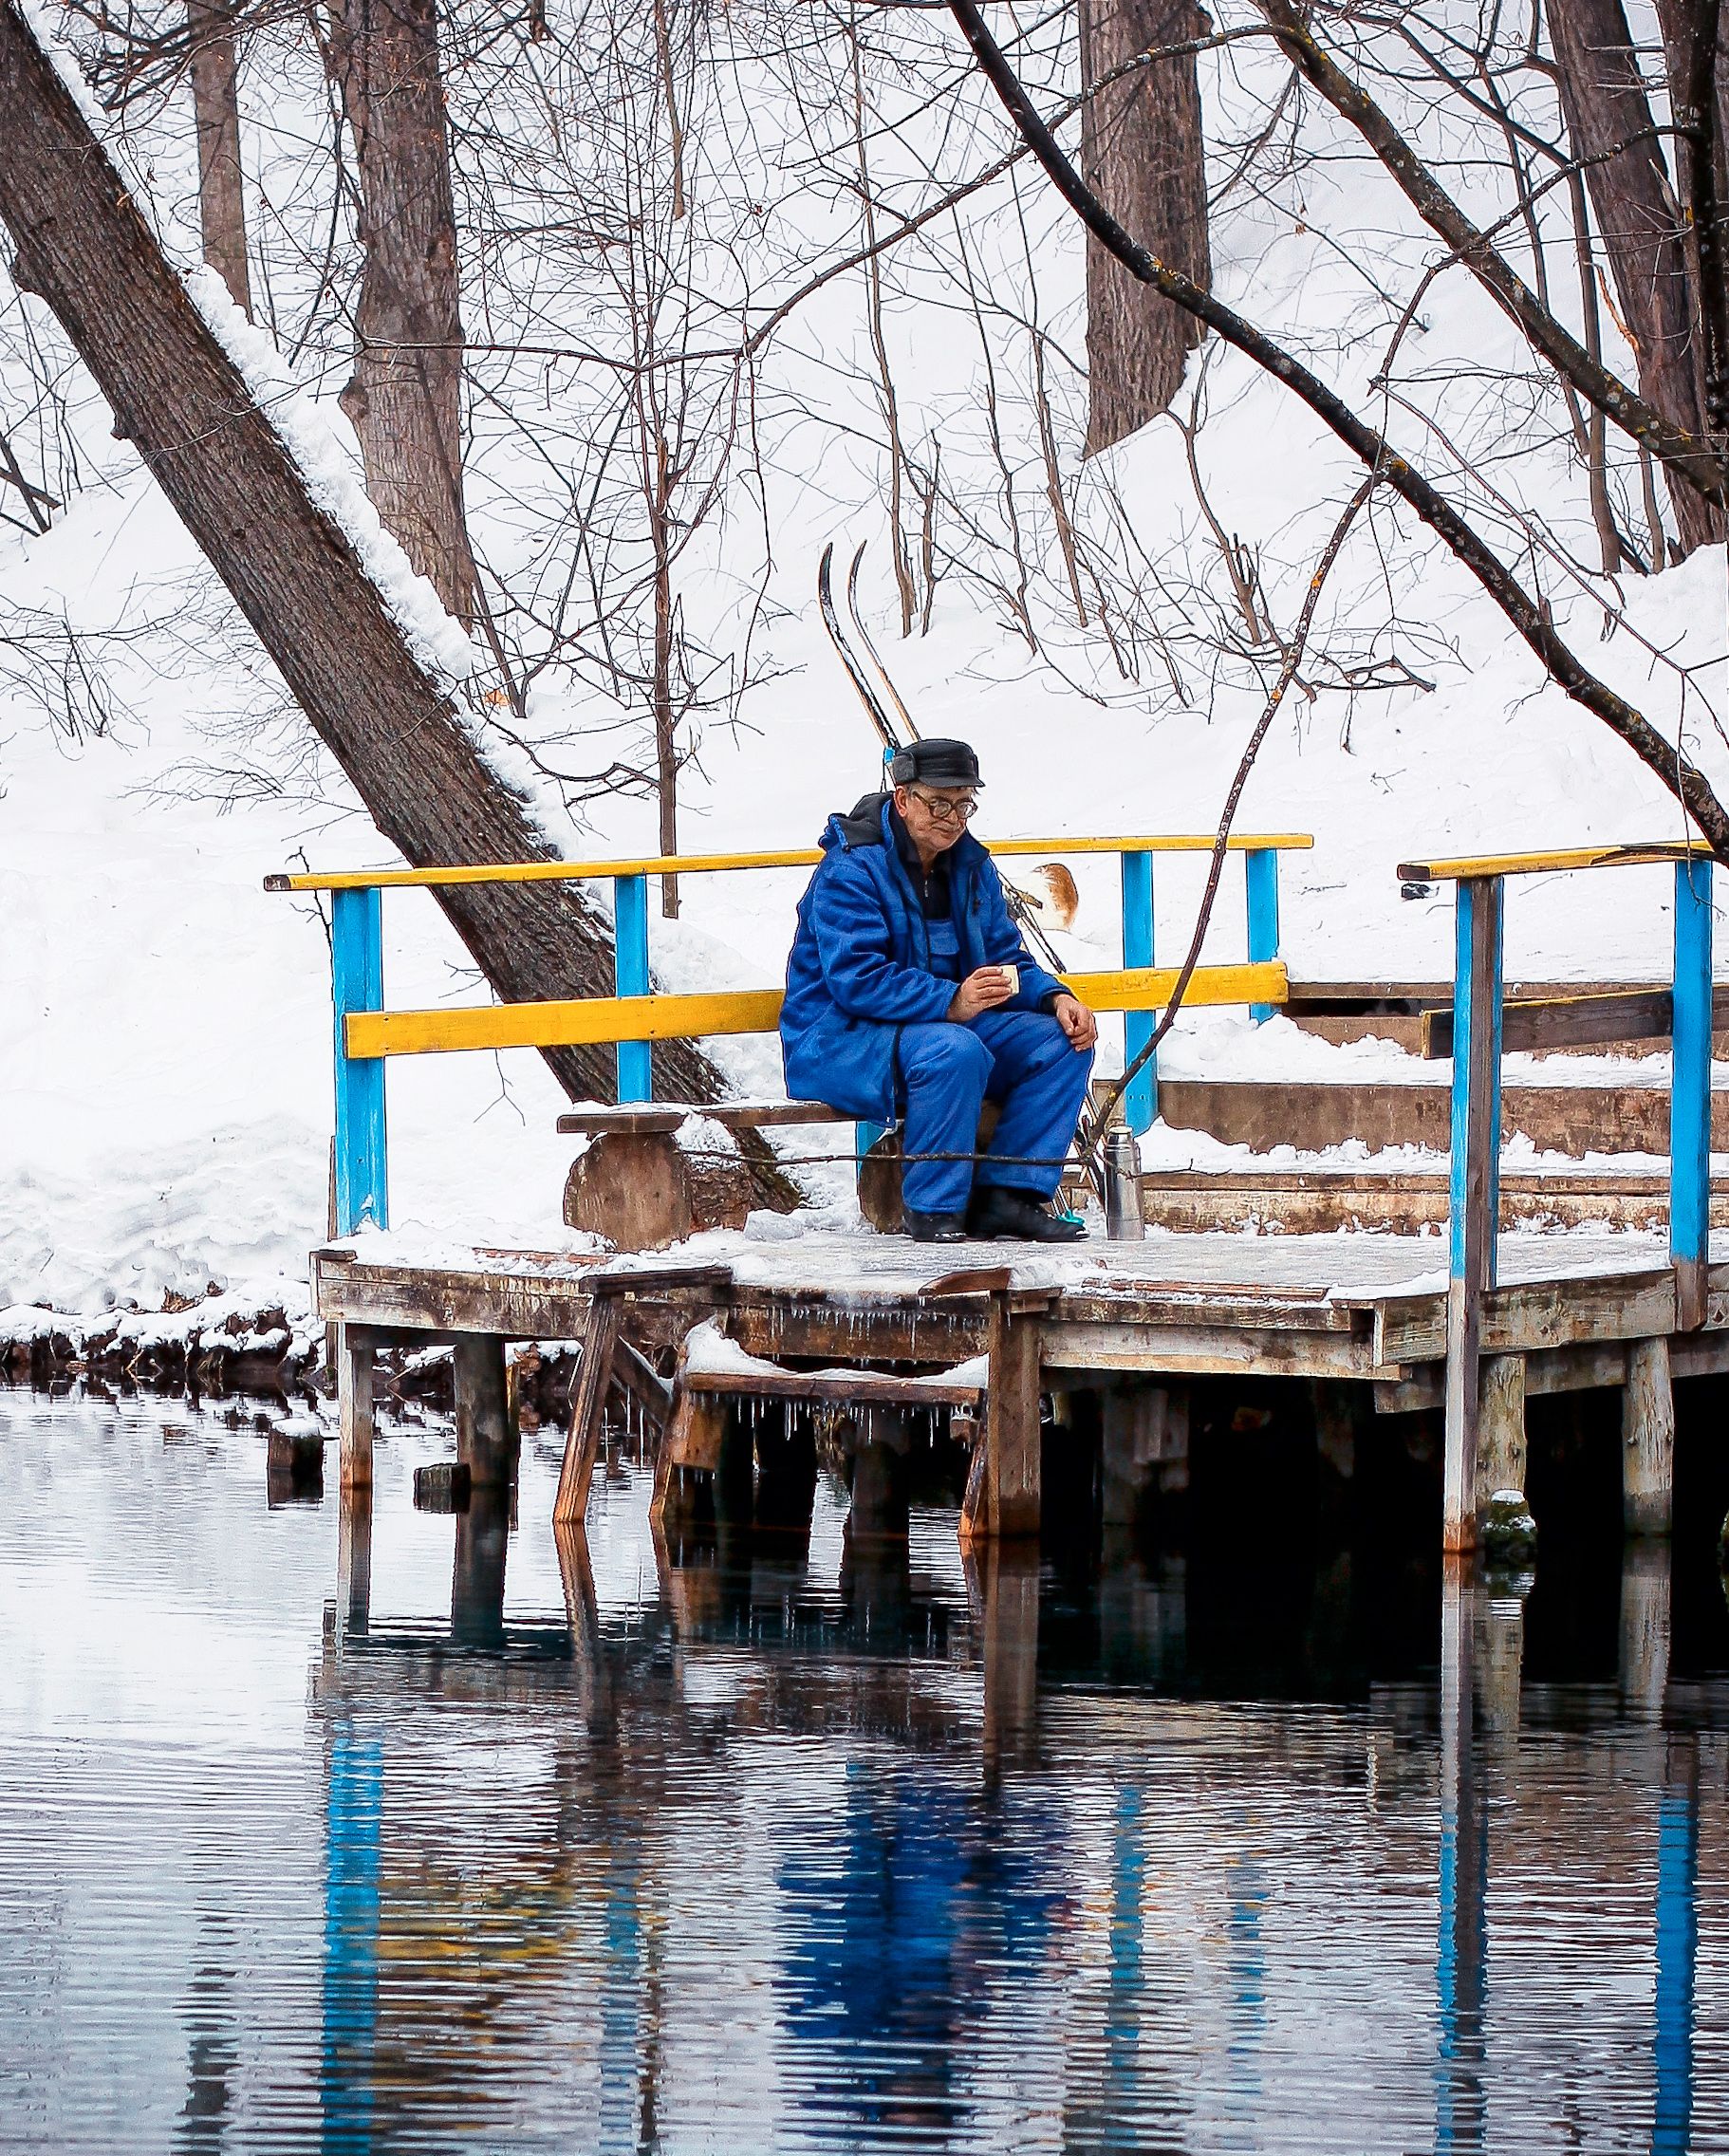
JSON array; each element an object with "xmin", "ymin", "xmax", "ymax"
[{"xmin": 888, "ymin": 737, "xmax": 982, "ymax": 789}]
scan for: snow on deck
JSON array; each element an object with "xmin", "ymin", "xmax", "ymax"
[{"xmin": 333, "ymin": 1221, "xmax": 1720, "ymax": 1310}]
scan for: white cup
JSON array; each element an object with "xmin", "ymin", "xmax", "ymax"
[{"xmin": 1000, "ymin": 965, "xmax": 1019, "ymax": 997}]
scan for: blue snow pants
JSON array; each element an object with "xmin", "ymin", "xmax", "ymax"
[{"xmin": 898, "ymin": 1008, "xmax": 1094, "ymax": 1214}]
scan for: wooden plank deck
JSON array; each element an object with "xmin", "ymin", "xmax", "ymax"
[
  {"xmin": 312, "ymin": 1226, "xmax": 1729, "ymax": 1553},
  {"xmin": 312, "ymin": 1224, "xmax": 1729, "ymax": 1377}
]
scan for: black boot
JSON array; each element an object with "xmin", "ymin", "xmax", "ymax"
[
  {"xmin": 966, "ymin": 1185, "xmax": 1088, "ymax": 1243},
  {"xmin": 902, "ymin": 1207, "xmax": 969, "ymax": 1243}
]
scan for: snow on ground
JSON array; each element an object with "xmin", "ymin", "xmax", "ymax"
[
  {"xmin": 2, "ymin": 472, "xmax": 1723, "ymax": 1317},
  {"xmin": 6, "ymin": 12, "xmax": 1729, "ymax": 1321}
]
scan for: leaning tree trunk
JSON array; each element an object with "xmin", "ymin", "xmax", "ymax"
[
  {"xmin": 185, "ymin": 0, "xmax": 251, "ymax": 317},
  {"xmin": 1078, "ymin": 0, "xmax": 1212, "ymax": 455},
  {"xmin": 1549, "ymin": 0, "xmax": 1723, "ymax": 551},
  {"xmin": 324, "ymin": 0, "xmax": 474, "ymax": 623},
  {"xmin": 0, "ymin": 0, "xmax": 789, "ymax": 1189}
]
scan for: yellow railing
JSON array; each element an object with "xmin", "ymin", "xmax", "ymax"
[
  {"xmin": 268, "ymin": 831, "xmax": 1314, "ymax": 894},
  {"xmin": 344, "ymin": 963, "xmax": 1289, "ymax": 1059},
  {"xmin": 274, "ymin": 830, "xmax": 1312, "ymax": 1233}
]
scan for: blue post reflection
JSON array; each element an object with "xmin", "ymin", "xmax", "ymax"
[
  {"xmin": 320, "ymin": 1723, "xmax": 382, "ymax": 2156},
  {"xmin": 1104, "ymin": 1786, "xmax": 1143, "ymax": 2120},
  {"xmin": 1436, "ymin": 1572, "xmax": 1486, "ymax": 2154},
  {"xmin": 599, "ymin": 1843, "xmax": 642, "ymax": 2156},
  {"xmin": 1654, "ymin": 1762, "xmax": 1699, "ymax": 2155}
]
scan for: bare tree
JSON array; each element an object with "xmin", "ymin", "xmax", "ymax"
[
  {"xmin": 0, "ymin": 0, "xmax": 800, "ymax": 1187},
  {"xmin": 1079, "ymin": 0, "xmax": 1211, "ymax": 453},
  {"xmin": 323, "ymin": 0, "xmax": 474, "ymax": 622},
  {"xmin": 1548, "ymin": 0, "xmax": 1721, "ymax": 552},
  {"xmin": 185, "ymin": 0, "xmax": 251, "ymax": 316}
]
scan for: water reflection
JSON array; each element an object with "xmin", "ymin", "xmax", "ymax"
[{"xmin": 2, "ymin": 1392, "xmax": 1727, "ymax": 2151}]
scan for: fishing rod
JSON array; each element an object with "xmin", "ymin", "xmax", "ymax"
[
  {"xmin": 817, "ymin": 539, "xmax": 1069, "ymax": 977},
  {"xmin": 818, "ymin": 541, "xmax": 900, "ymax": 755}
]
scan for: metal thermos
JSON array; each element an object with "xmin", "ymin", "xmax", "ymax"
[{"xmin": 1103, "ymin": 1128, "xmax": 1144, "ymax": 1240}]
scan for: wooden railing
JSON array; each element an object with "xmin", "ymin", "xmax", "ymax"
[
  {"xmin": 1396, "ymin": 841, "xmax": 1717, "ymax": 1552},
  {"xmin": 270, "ymin": 831, "xmax": 1313, "ymax": 1236}
]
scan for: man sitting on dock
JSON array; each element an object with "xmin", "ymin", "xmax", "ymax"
[{"xmin": 780, "ymin": 737, "xmax": 1098, "ymax": 1243}]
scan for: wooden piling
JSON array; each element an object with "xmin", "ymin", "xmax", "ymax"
[
  {"xmin": 1443, "ymin": 875, "xmax": 1504, "ymax": 1554},
  {"xmin": 451, "ymin": 1490, "xmax": 511, "ymax": 1647},
  {"xmin": 969, "ymin": 1539, "xmax": 1040, "ymax": 1780},
  {"xmin": 1099, "ymin": 1383, "xmax": 1187, "ymax": 1529},
  {"xmin": 646, "ymin": 1336, "xmax": 726, "ymax": 1532},
  {"xmin": 336, "ymin": 1483, "xmax": 372, "ymax": 1636},
  {"xmin": 846, "ymin": 1411, "xmax": 911, "ymax": 1539},
  {"xmin": 1622, "ymin": 1336, "xmax": 1675, "ymax": 1537},
  {"xmin": 1475, "ymin": 1353, "xmax": 1528, "ymax": 1513},
  {"xmin": 337, "ymin": 1324, "xmax": 374, "ymax": 1492},
  {"xmin": 454, "ymin": 1333, "xmax": 516, "ymax": 1489},
  {"xmin": 555, "ymin": 1292, "xmax": 623, "ymax": 1526},
  {"xmin": 961, "ymin": 1290, "xmax": 1042, "ymax": 1546},
  {"xmin": 1619, "ymin": 1537, "xmax": 1671, "ymax": 1716}
]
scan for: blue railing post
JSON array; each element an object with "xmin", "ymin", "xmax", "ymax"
[
  {"xmin": 1245, "ymin": 847, "xmax": 1281, "ymax": 1022},
  {"xmin": 1671, "ymin": 857, "xmax": 1713, "ymax": 1329},
  {"xmin": 1120, "ymin": 849, "xmax": 1156, "ymax": 1136},
  {"xmin": 1443, "ymin": 875, "xmax": 1504, "ymax": 1552},
  {"xmin": 331, "ymin": 885, "xmax": 388, "ymax": 1236},
  {"xmin": 613, "ymin": 872, "xmax": 652, "ymax": 1104}
]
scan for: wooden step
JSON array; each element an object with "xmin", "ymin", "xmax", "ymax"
[
  {"xmin": 1142, "ymin": 1165, "xmax": 1729, "ymax": 1236},
  {"xmin": 1157, "ymin": 1077, "xmax": 1729, "ymax": 1158}
]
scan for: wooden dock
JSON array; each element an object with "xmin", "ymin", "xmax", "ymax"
[{"xmin": 314, "ymin": 1224, "xmax": 1729, "ymax": 1552}]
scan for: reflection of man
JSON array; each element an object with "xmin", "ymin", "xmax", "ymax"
[{"xmin": 780, "ymin": 738, "xmax": 1097, "ymax": 1242}]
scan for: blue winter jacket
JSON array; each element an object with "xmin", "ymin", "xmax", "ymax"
[{"xmin": 779, "ymin": 794, "xmax": 1066, "ymax": 1119}]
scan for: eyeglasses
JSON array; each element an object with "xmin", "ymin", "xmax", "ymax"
[{"xmin": 908, "ymin": 789, "xmax": 979, "ymax": 826}]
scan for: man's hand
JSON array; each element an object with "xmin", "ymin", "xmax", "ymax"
[
  {"xmin": 947, "ymin": 966, "xmax": 1016, "ymax": 1023},
  {"xmin": 1052, "ymin": 992, "xmax": 1098, "ymax": 1051}
]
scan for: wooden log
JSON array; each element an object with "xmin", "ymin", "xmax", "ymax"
[
  {"xmin": 1475, "ymin": 1354, "xmax": 1528, "ymax": 1517},
  {"xmin": 267, "ymin": 1427, "xmax": 325, "ymax": 1483},
  {"xmin": 413, "ymin": 1459, "xmax": 471, "ymax": 1511},
  {"xmin": 1623, "ymin": 1336, "xmax": 1676, "ymax": 1537},
  {"xmin": 857, "ymin": 1127, "xmax": 904, "ymax": 1236},
  {"xmin": 454, "ymin": 1333, "xmax": 516, "ymax": 1489},
  {"xmin": 564, "ymin": 1128, "xmax": 784, "ymax": 1253},
  {"xmin": 554, "ymin": 1293, "xmax": 623, "ymax": 1526},
  {"xmin": 961, "ymin": 1290, "xmax": 1043, "ymax": 1546},
  {"xmin": 337, "ymin": 1323, "xmax": 375, "ymax": 1492}
]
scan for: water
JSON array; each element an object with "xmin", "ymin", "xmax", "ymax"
[{"xmin": 3, "ymin": 1388, "xmax": 1728, "ymax": 2153}]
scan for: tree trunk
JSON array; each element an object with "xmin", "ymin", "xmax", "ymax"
[
  {"xmin": 185, "ymin": 0, "xmax": 250, "ymax": 317},
  {"xmin": 1079, "ymin": 0, "xmax": 1211, "ymax": 455},
  {"xmin": 0, "ymin": 1, "xmax": 786, "ymax": 1184},
  {"xmin": 1652, "ymin": 0, "xmax": 1729, "ymax": 452},
  {"xmin": 324, "ymin": 0, "xmax": 474, "ymax": 623},
  {"xmin": 1548, "ymin": 0, "xmax": 1723, "ymax": 551}
]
